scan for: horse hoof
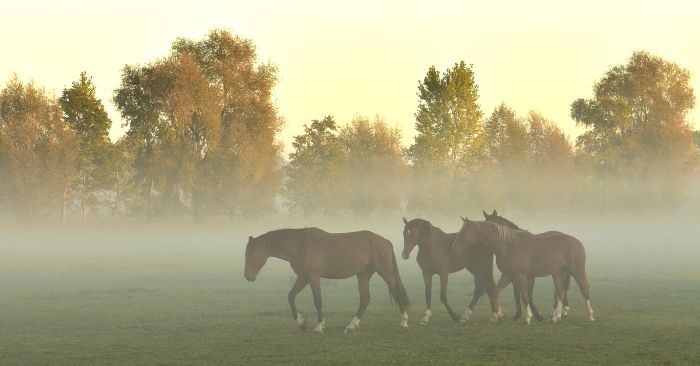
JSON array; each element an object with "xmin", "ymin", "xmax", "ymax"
[
  {"xmin": 534, "ymin": 314, "xmax": 544, "ymax": 322},
  {"xmin": 459, "ymin": 318, "xmax": 468, "ymax": 324},
  {"xmin": 512, "ymin": 313, "xmax": 521, "ymax": 321},
  {"xmin": 420, "ymin": 320, "xmax": 429, "ymax": 326}
]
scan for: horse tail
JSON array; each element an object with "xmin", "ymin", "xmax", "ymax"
[{"xmin": 389, "ymin": 247, "xmax": 410, "ymax": 313}]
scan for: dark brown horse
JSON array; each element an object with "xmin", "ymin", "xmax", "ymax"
[
  {"xmin": 401, "ymin": 217, "xmax": 503, "ymax": 323},
  {"xmin": 244, "ymin": 227, "xmax": 410, "ymax": 333},
  {"xmin": 451, "ymin": 218, "xmax": 594, "ymax": 324},
  {"xmin": 483, "ymin": 209, "xmax": 571, "ymax": 321}
]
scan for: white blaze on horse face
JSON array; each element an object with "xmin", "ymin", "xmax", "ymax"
[
  {"xmin": 400, "ymin": 311, "xmax": 409, "ymax": 328},
  {"xmin": 420, "ymin": 309, "xmax": 432, "ymax": 325},
  {"xmin": 314, "ymin": 320, "xmax": 325, "ymax": 333},
  {"xmin": 460, "ymin": 308, "xmax": 472, "ymax": 323},
  {"xmin": 586, "ymin": 300, "xmax": 595, "ymax": 321}
]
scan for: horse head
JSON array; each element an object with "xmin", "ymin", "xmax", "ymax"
[
  {"xmin": 244, "ymin": 235, "xmax": 268, "ymax": 281},
  {"xmin": 401, "ymin": 217, "xmax": 430, "ymax": 259}
]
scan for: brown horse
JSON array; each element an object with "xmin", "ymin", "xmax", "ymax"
[
  {"xmin": 451, "ymin": 218, "xmax": 594, "ymax": 324},
  {"xmin": 483, "ymin": 209, "xmax": 571, "ymax": 321},
  {"xmin": 401, "ymin": 217, "xmax": 504, "ymax": 323},
  {"xmin": 244, "ymin": 227, "xmax": 410, "ymax": 333}
]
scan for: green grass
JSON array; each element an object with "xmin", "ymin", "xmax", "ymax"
[{"xmin": 1, "ymin": 225, "xmax": 699, "ymax": 365}]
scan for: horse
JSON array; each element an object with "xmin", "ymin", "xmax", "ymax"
[
  {"xmin": 401, "ymin": 217, "xmax": 505, "ymax": 324},
  {"xmin": 244, "ymin": 227, "xmax": 410, "ymax": 333},
  {"xmin": 483, "ymin": 209, "xmax": 571, "ymax": 321},
  {"xmin": 451, "ymin": 218, "xmax": 594, "ymax": 325}
]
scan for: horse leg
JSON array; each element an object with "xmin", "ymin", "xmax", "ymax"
[
  {"xmin": 375, "ymin": 265, "xmax": 408, "ymax": 328},
  {"xmin": 493, "ymin": 273, "xmax": 510, "ymax": 321},
  {"xmin": 309, "ymin": 275, "xmax": 325, "ymax": 333},
  {"xmin": 527, "ymin": 276, "xmax": 543, "ymax": 321},
  {"xmin": 439, "ymin": 273, "xmax": 459, "ymax": 321},
  {"xmin": 572, "ymin": 271, "xmax": 594, "ymax": 321},
  {"xmin": 481, "ymin": 270, "xmax": 500, "ymax": 320},
  {"xmin": 462, "ymin": 274, "xmax": 483, "ymax": 322},
  {"xmin": 420, "ymin": 271, "xmax": 433, "ymax": 325},
  {"xmin": 550, "ymin": 271, "xmax": 566, "ymax": 323},
  {"xmin": 513, "ymin": 275, "xmax": 531, "ymax": 325},
  {"xmin": 562, "ymin": 272, "xmax": 572, "ymax": 320},
  {"xmin": 345, "ymin": 270, "xmax": 373, "ymax": 333},
  {"xmin": 288, "ymin": 275, "xmax": 309, "ymax": 330}
]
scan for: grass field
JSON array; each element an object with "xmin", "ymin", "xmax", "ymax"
[{"xmin": 1, "ymin": 217, "xmax": 699, "ymax": 365}]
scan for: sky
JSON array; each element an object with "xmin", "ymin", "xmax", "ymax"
[{"xmin": 2, "ymin": 0, "xmax": 699, "ymax": 154}]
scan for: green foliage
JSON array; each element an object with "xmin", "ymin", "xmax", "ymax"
[
  {"xmin": 571, "ymin": 51, "xmax": 697, "ymax": 209},
  {"xmin": 60, "ymin": 72, "xmax": 113, "ymax": 219},
  {"xmin": 408, "ymin": 61, "xmax": 486, "ymax": 213},
  {"xmin": 285, "ymin": 115, "xmax": 408, "ymax": 216}
]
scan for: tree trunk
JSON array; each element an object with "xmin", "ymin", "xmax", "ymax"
[{"xmin": 61, "ymin": 184, "xmax": 68, "ymax": 224}]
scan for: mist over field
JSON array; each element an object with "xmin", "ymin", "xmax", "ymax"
[
  {"xmin": 3, "ymin": 4, "xmax": 700, "ymax": 364},
  {"xmin": 2, "ymin": 210, "xmax": 700, "ymax": 364}
]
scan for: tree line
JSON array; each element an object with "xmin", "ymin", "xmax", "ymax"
[{"xmin": 0, "ymin": 29, "xmax": 697, "ymax": 222}]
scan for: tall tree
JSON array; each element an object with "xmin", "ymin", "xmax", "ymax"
[
  {"xmin": 482, "ymin": 104, "xmax": 530, "ymax": 208},
  {"xmin": 113, "ymin": 29, "xmax": 283, "ymax": 217},
  {"xmin": 60, "ymin": 72, "xmax": 112, "ymax": 221},
  {"xmin": 408, "ymin": 61, "xmax": 485, "ymax": 212},
  {"xmin": 339, "ymin": 115, "xmax": 408, "ymax": 215},
  {"xmin": 285, "ymin": 116, "xmax": 347, "ymax": 215},
  {"xmin": 571, "ymin": 51, "xmax": 697, "ymax": 208},
  {"xmin": 0, "ymin": 76, "xmax": 77, "ymax": 222}
]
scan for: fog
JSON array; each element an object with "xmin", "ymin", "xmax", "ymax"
[{"xmin": 3, "ymin": 210, "xmax": 698, "ymax": 282}]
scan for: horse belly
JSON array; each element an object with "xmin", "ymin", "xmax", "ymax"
[{"xmin": 320, "ymin": 251, "xmax": 371, "ymax": 279}]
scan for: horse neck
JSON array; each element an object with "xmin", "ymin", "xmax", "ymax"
[
  {"xmin": 264, "ymin": 230, "xmax": 300, "ymax": 262},
  {"xmin": 420, "ymin": 225, "xmax": 446, "ymax": 251},
  {"xmin": 475, "ymin": 222, "xmax": 511, "ymax": 258}
]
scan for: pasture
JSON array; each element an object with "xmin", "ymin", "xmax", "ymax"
[{"xmin": 1, "ymin": 216, "xmax": 699, "ymax": 365}]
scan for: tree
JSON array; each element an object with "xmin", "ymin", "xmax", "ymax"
[
  {"xmin": 408, "ymin": 61, "xmax": 485, "ymax": 213},
  {"xmin": 482, "ymin": 103, "xmax": 530, "ymax": 208},
  {"xmin": 524, "ymin": 111, "xmax": 575, "ymax": 210},
  {"xmin": 114, "ymin": 29, "xmax": 283, "ymax": 218},
  {"xmin": 60, "ymin": 72, "xmax": 112, "ymax": 221},
  {"xmin": 571, "ymin": 51, "xmax": 697, "ymax": 208},
  {"xmin": 0, "ymin": 76, "xmax": 77, "ymax": 222},
  {"xmin": 285, "ymin": 116, "xmax": 347, "ymax": 215},
  {"xmin": 339, "ymin": 115, "xmax": 408, "ymax": 215}
]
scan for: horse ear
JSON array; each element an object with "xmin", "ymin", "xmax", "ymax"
[
  {"xmin": 402, "ymin": 217, "xmax": 408, "ymax": 224},
  {"xmin": 492, "ymin": 209, "xmax": 497, "ymax": 216},
  {"xmin": 460, "ymin": 216, "xmax": 467, "ymax": 222},
  {"xmin": 248, "ymin": 236, "xmax": 254, "ymax": 242},
  {"xmin": 482, "ymin": 210, "xmax": 489, "ymax": 219}
]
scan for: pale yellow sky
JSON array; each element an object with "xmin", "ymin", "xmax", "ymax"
[{"xmin": 2, "ymin": 0, "xmax": 699, "ymax": 154}]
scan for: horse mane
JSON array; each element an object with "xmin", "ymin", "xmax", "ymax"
[
  {"xmin": 492, "ymin": 215, "xmax": 520, "ymax": 230},
  {"xmin": 492, "ymin": 222, "xmax": 525, "ymax": 243}
]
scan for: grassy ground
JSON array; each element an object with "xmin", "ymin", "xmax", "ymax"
[{"xmin": 1, "ymin": 222, "xmax": 699, "ymax": 365}]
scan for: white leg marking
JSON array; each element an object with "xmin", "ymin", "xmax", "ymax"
[
  {"xmin": 344, "ymin": 316, "xmax": 361, "ymax": 333},
  {"xmin": 314, "ymin": 320, "xmax": 325, "ymax": 334},
  {"xmin": 400, "ymin": 311, "xmax": 409, "ymax": 328},
  {"xmin": 296, "ymin": 312, "xmax": 305, "ymax": 327},
  {"xmin": 586, "ymin": 300, "xmax": 595, "ymax": 321},
  {"xmin": 562, "ymin": 305, "xmax": 570, "ymax": 318},
  {"xmin": 420, "ymin": 309, "xmax": 432, "ymax": 325},
  {"xmin": 460, "ymin": 308, "xmax": 472, "ymax": 323},
  {"xmin": 525, "ymin": 304, "xmax": 532, "ymax": 325},
  {"xmin": 551, "ymin": 299, "xmax": 563, "ymax": 322}
]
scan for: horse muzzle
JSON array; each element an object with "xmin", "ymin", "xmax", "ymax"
[
  {"xmin": 401, "ymin": 251, "xmax": 410, "ymax": 260},
  {"xmin": 244, "ymin": 274, "xmax": 256, "ymax": 282}
]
